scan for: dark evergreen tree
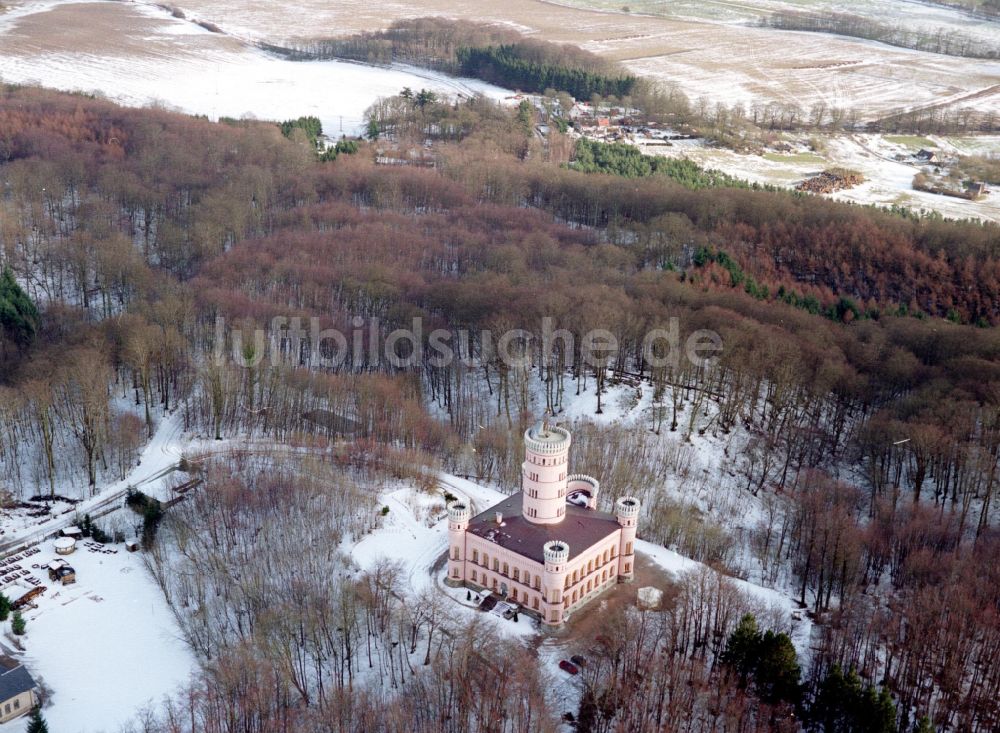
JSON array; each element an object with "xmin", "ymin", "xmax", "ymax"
[
  {"xmin": 26, "ymin": 708, "xmax": 49, "ymax": 733},
  {"xmin": 0, "ymin": 593, "xmax": 10, "ymax": 622},
  {"xmin": 809, "ymin": 665, "xmax": 897, "ymax": 733},
  {"xmin": 720, "ymin": 613, "xmax": 760, "ymax": 684},
  {"xmin": 811, "ymin": 664, "xmax": 862, "ymax": 731},
  {"xmin": 0, "ymin": 267, "xmax": 39, "ymax": 374},
  {"xmin": 755, "ymin": 630, "xmax": 801, "ymax": 705}
]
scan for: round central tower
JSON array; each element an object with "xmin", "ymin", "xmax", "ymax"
[{"xmin": 521, "ymin": 423, "xmax": 571, "ymax": 525}]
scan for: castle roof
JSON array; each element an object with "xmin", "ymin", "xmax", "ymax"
[{"xmin": 467, "ymin": 492, "xmax": 620, "ymax": 564}]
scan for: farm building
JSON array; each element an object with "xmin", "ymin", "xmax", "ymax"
[
  {"xmin": 446, "ymin": 423, "xmax": 639, "ymax": 628},
  {"xmin": 965, "ymin": 181, "xmax": 989, "ymax": 198},
  {"xmin": 0, "ymin": 657, "xmax": 38, "ymax": 723}
]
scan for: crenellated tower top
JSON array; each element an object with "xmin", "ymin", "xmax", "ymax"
[
  {"xmin": 522, "ymin": 422, "xmax": 571, "ymax": 525},
  {"xmin": 448, "ymin": 501, "xmax": 472, "ymax": 529},
  {"xmin": 523, "ymin": 424, "xmax": 571, "ymax": 455},
  {"xmin": 615, "ymin": 496, "xmax": 640, "ymax": 519},
  {"xmin": 543, "ymin": 540, "xmax": 570, "ymax": 566}
]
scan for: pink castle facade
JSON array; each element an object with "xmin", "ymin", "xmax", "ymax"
[{"xmin": 446, "ymin": 424, "xmax": 640, "ymax": 627}]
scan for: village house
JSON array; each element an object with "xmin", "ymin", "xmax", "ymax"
[
  {"xmin": 0, "ymin": 657, "xmax": 38, "ymax": 723},
  {"xmin": 446, "ymin": 423, "xmax": 639, "ymax": 627}
]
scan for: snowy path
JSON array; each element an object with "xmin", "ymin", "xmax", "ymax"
[{"xmin": 0, "ymin": 411, "xmax": 188, "ymax": 554}]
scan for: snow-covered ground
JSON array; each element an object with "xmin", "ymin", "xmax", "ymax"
[
  {"xmin": 0, "ymin": 538, "xmax": 194, "ymax": 732},
  {"xmin": 0, "ymin": 0, "xmax": 509, "ymax": 136},
  {"xmin": 628, "ymin": 132, "xmax": 1000, "ymax": 222},
  {"xmin": 350, "ymin": 480, "xmax": 540, "ymax": 639},
  {"xmin": 26, "ymin": 0, "xmax": 992, "ymax": 123}
]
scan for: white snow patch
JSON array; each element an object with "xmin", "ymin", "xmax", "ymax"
[
  {"xmin": 0, "ymin": 1, "xmax": 510, "ymax": 136},
  {"xmin": 0, "ymin": 539, "xmax": 195, "ymax": 732}
]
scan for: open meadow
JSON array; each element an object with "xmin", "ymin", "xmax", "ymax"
[{"xmin": 21, "ymin": 0, "xmax": 994, "ymax": 122}]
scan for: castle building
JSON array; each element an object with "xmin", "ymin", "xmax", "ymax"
[{"xmin": 446, "ymin": 423, "xmax": 640, "ymax": 627}]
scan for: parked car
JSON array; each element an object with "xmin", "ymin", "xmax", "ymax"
[
  {"xmin": 570, "ymin": 654, "xmax": 587, "ymax": 668},
  {"xmin": 558, "ymin": 660, "xmax": 579, "ymax": 675}
]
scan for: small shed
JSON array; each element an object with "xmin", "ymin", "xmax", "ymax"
[
  {"xmin": 916, "ymin": 149, "xmax": 938, "ymax": 163},
  {"xmin": 61, "ymin": 526, "xmax": 83, "ymax": 540},
  {"xmin": 54, "ymin": 537, "xmax": 76, "ymax": 555},
  {"xmin": 125, "ymin": 539, "xmax": 140, "ymax": 552},
  {"xmin": 46, "ymin": 559, "xmax": 76, "ymax": 585},
  {"xmin": 637, "ymin": 586, "xmax": 664, "ymax": 610}
]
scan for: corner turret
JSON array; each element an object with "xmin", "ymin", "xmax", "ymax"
[{"xmin": 615, "ymin": 497, "xmax": 640, "ymax": 583}]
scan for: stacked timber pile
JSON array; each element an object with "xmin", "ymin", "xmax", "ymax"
[{"xmin": 796, "ymin": 168, "xmax": 865, "ymax": 193}]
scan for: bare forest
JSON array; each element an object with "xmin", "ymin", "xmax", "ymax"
[{"xmin": 0, "ymin": 85, "xmax": 998, "ymax": 731}]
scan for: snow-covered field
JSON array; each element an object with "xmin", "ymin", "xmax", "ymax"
[
  {"xmin": 36, "ymin": 0, "xmax": 997, "ymax": 123},
  {"xmin": 3, "ymin": 0, "xmax": 997, "ymax": 127},
  {"xmin": 0, "ymin": 0, "xmax": 509, "ymax": 135},
  {"xmin": 0, "ymin": 538, "xmax": 194, "ymax": 732},
  {"xmin": 629, "ymin": 132, "xmax": 1000, "ymax": 222}
]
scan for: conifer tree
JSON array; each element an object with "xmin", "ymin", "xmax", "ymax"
[
  {"xmin": 0, "ymin": 267, "xmax": 38, "ymax": 349},
  {"xmin": 721, "ymin": 613, "xmax": 760, "ymax": 683},
  {"xmin": 755, "ymin": 630, "xmax": 801, "ymax": 704},
  {"xmin": 26, "ymin": 708, "xmax": 49, "ymax": 733}
]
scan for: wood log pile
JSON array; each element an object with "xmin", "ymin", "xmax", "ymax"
[{"xmin": 796, "ymin": 168, "xmax": 865, "ymax": 193}]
